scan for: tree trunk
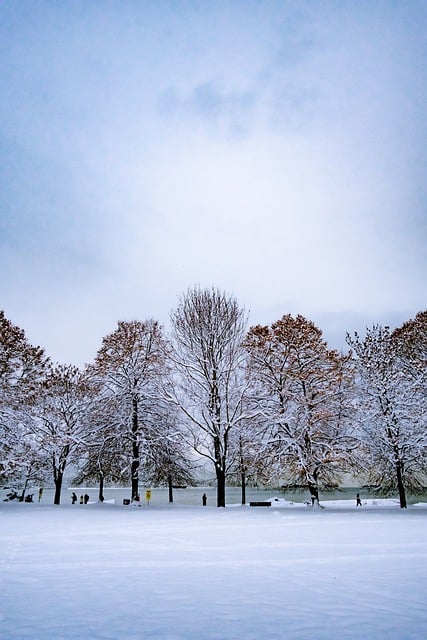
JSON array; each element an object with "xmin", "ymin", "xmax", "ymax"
[
  {"xmin": 239, "ymin": 435, "xmax": 246, "ymax": 505},
  {"xmin": 131, "ymin": 458, "xmax": 139, "ymax": 500},
  {"xmin": 396, "ymin": 461, "xmax": 407, "ymax": 508},
  {"xmin": 131, "ymin": 396, "xmax": 139, "ymax": 500},
  {"xmin": 54, "ymin": 472, "xmax": 63, "ymax": 505},
  {"xmin": 98, "ymin": 472, "xmax": 105, "ymax": 502},
  {"xmin": 19, "ymin": 477, "xmax": 30, "ymax": 502},
  {"xmin": 241, "ymin": 469, "xmax": 246, "ymax": 506},
  {"xmin": 214, "ymin": 434, "xmax": 226, "ymax": 507},
  {"xmin": 216, "ymin": 466, "xmax": 226, "ymax": 507},
  {"xmin": 54, "ymin": 445, "xmax": 69, "ymax": 505},
  {"xmin": 168, "ymin": 474, "xmax": 173, "ymax": 503}
]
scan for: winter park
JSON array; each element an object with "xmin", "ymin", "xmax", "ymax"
[
  {"xmin": 1, "ymin": 488, "xmax": 427, "ymax": 640},
  {"xmin": 2, "ymin": 3, "xmax": 427, "ymax": 640},
  {"xmin": 1, "ymin": 294, "xmax": 427, "ymax": 639}
]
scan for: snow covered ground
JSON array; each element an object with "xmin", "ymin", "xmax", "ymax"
[{"xmin": 1, "ymin": 497, "xmax": 427, "ymax": 639}]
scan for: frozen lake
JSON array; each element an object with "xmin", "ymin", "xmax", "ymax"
[{"xmin": 14, "ymin": 484, "xmax": 427, "ymax": 507}]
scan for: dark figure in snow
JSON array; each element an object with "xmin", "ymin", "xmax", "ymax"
[
  {"xmin": 38, "ymin": 487, "xmax": 43, "ymax": 503},
  {"xmin": 356, "ymin": 493, "xmax": 362, "ymax": 507},
  {"xmin": 202, "ymin": 493, "xmax": 207, "ymax": 506},
  {"xmin": 71, "ymin": 492, "xmax": 77, "ymax": 504},
  {"xmin": 84, "ymin": 493, "xmax": 90, "ymax": 504},
  {"xmin": 80, "ymin": 495, "xmax": 84, "ymax": 504}
]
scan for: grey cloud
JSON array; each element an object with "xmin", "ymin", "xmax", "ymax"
[{"xmin": 158, "ymin": 82, "xmax": 257, "ymax": 137}]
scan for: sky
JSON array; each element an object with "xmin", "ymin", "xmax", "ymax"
[{"xmin": 1, "ymin": 1, "xmax": 426, "ymax": 367}]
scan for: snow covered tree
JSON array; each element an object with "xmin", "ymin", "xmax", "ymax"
[
  {"xmin": 227, "ymin": 427, "xmax": 264, "ymax": 504},
  {"xmin": 393, "ymin": 313, "xmax": 427, "ymax": 482},
  {"xmin": 2, "ymin": 430, "xmax": 50, "ymax": 501},
  {"xmin": 91, "ymin": 320, "xmax": 167, "ymax": 501},
  {"xmin": 27, "ymin": 363, "xmax": 94, "ymax": 504},
  {"xmin": 0, "ymin": 310, "xmax": 48, "ymax": 483},
  {"xmin": 392, "ymin": 311, "xmax": 427, "ymax": 381},
  {"xmin": 347, "ymin": 323, "xmax": 427, "ymax": 508},
  {"xmin": 72, "ymin": 393, "xmax": 127, "ymax": 501},
  {"xmin": 245, "ymin": 315, "xmax": 356, "ymax": 503},
  {"xmin": 141, "ymin": 402, "xmax": 196, "ymax": 503},
  {"xmin": 169, "ymin": 287, "xmax": 248, "ymax": 507},
  {"xmin": 224, "ymin": 386, "xmax": 270, "ymax": 504}
]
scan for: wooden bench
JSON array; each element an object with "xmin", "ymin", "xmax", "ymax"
[{"xmin": 249, "ymin": 501, "xmax": 271, "ymax": 507}]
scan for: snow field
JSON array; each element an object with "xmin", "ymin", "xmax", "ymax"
[{"xmin": 1, "ymin": 501, "xmax": 426, "ymax": 639}]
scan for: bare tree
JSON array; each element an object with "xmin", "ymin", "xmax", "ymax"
[{"xmin": 169, "ymin": 287, "xmax": 248, "ymax": 507}]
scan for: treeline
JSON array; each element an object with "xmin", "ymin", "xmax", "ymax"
[{"xmin": 1, "ymin": 287, "xmax": 426, "ymax": 508}]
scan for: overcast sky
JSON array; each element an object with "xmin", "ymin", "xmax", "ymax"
[{"xmin": 1, "ymin": 1, "xmax": 426, "ymax": 366}]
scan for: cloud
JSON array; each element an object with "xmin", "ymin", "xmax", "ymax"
[
  {"xmin": 0, "ymin": 1, "xmax": 426, "ymax": 365},
  {"xmin": 159, "ymin": 82, "xmax": 257, "ymax": 138}
]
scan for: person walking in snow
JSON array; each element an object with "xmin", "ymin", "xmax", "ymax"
[
  {"xmin": 356, "ymin": 493, "xmax": 362, "ymax": 507},
  {"xmin": 71, "ymin": 492, "xmax": 77, "ymax": 504},
  {"xmin": 202, "ymin": 493, "xmax": 207, "ymax": 506}
]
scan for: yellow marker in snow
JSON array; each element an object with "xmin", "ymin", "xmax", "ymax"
[{"xmin": 145, "ymin": 489, "xmax": 151, "ymax": 505}]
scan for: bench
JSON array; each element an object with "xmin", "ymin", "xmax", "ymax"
[{"xmin": 249, "ymin": 501, "xmax": 271, "ymax": 507}]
